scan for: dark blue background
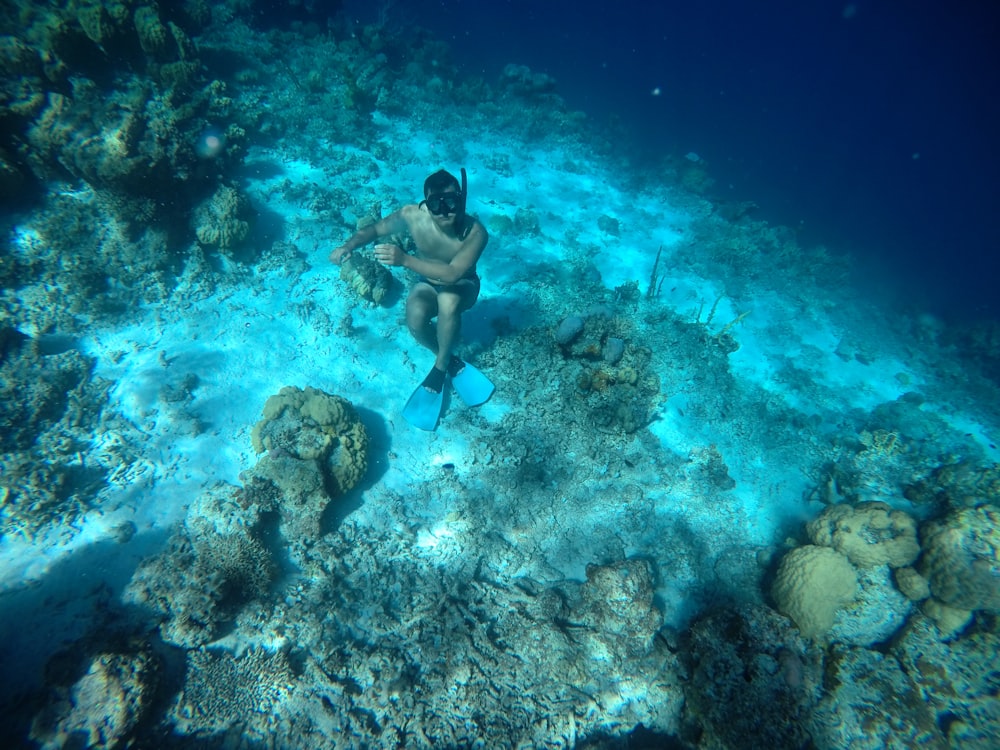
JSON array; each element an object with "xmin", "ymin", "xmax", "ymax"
[{"xmin": 341, "ymin": 0, "xmax": 1000, "ymax": 322}]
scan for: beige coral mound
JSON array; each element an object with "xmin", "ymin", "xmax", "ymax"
[
  {"xmin": 920, "ymin": 505, "xmax": 1000, "ymax": 612},
  {"xmin": 772, "ymin": 545, "xmax": 858, "ymax": 639},
  {"xmin": 807, "ymin": 501, "xmax": 920, "ymax": 568},
  {"xmin": 251, "ymin": 385, "xmax": 368, "ymax": 496}
]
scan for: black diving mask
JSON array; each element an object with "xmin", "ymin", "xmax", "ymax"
[{"xmin": 425, "ymin": 192, "xmax": 462, "ymax": 216}]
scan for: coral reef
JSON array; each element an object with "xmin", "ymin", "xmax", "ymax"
[
  {"xmin": 339, "ymin": 250, "xmax": 395, "ymax": 305},
  {"xmin": 192, "ymin": 184, "xmax": 253, "ymax": 254},
  {"xmin": 771, "ymin": 544, "xmax": 858, "ymax": 639},
  {"xmin": 895, "ymin": 565, "xmax": 932, "ymax": 601},
  {"xmin": 806, "ymin": 500, "xmax": 921, "ymax": 568},
  {"xmin": 891, "ymin": 615, "xmax": 1000, "ymax": 746},
  {"xmin": 812, "ymin": 643, "xmax": 947, "ymax": 749},
  {"xmin": 576, "ymin": 559, "xmax": 662, "ymax": 659},
  {"xmin": 292, "ymin": 523, "xmax": 685, "ymax": 747},
  {"xmin": 123, "ymin": 483, "xmax": 275, "ymax": 647},
  {"xmin": 681, "ymin": 605, "xmax": 821, "ymax": 750},
  {"xmin": 243, "ymin": 452, "xmax": 330, "ymax": 561},
  {"xmin": 169, "ymin": 647, "xmax": 294, "ymax": 737},
  {"xmin": 2, "ymin": 4, "xmax": 997, "ymax": 749},
  {"xmin": 0, "ymin": 1, "xmax": 252, "ymax": 331},
  {"xmin": 0, "ymin": 330, "xmax": 126, "ymax": 536},
  {"xmin": 906, "ymin": 460, "xmax": 1000, "ymax": 510},
  {"xmin": 250, "ymin": 385, "xmax": 368, "ymax": 496},
  {"xmin": 527, "ymin": 310, "xmax": 662, "ymax": 433},
  {"xmin": 29, "ymin": 640, "xmax": 160, "ymax": 750},
  {"xmin": 919, "ymin": 505, "xmax": 1000, "ymax": 618},
  {"xmin": 241, "ymin": 386, "xmax": 369, "ymax": 563}
]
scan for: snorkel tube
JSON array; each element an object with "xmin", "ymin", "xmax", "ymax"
[{"xmin": 460, "ymin": 167, "xmax": 468, "ymax": 215}]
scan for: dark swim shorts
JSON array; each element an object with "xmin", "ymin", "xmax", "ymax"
[{"xmin": 418, "ymin": 270, "xmax": 481, "ymax": 305}]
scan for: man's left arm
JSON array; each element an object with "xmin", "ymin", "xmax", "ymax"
[{"xmin": 378, "ymin": 222, "xmax": 488, "ymax": 283}]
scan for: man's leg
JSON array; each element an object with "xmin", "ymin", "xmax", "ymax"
[
  {"xmin": 435, "ymin": 277, "xmax": 480, "ymax": 365},
  {"xmin": 406, "ymin": 283, "xmax": 439, "ymax": 353},
  {"xmin": 406, "ymin": 279, "xmax": 479, "ymax": 392},
  {"xmin": 434, "ymin": 291, "xmax": 463, "ymax": 371}
]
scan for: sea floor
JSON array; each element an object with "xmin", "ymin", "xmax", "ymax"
[{"xmin": 2, "ymin": 22, "xmax": 999, "ymax": 750}]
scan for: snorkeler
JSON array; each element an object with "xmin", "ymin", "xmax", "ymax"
[{"xmin": 329, "ymin": 168, "xmax": 494, "ymax": 430}]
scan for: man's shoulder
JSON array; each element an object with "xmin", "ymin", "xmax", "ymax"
[{"xmin": 468, "ymin": 215, "xmax": 488, "ymax": 240}]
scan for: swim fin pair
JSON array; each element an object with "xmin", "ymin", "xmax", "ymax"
[{"xmin": 402, "ymin": 360, "xmax": 494, "ymax": 431}]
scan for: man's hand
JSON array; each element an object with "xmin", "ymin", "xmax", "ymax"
[
  {"xmin": 373, "ymin": 243, "xmax": 406, "ymax": 267},
  {"xmin": 329, "ymin": 245, "xmax": 352, "ymax": 265}
]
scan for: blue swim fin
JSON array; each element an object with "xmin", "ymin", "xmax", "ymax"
[
  {"xmin": 451, "ymin": 362, "xmax": 495, "ymax": 406},
  {"xmin": 402, "ymin": 383, "xmax": 444, "ymax": 431}
]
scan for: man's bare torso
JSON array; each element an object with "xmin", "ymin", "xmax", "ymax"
[{"xmin": 400, "ymin": 204, "xmax": 473, "ymax": 264}]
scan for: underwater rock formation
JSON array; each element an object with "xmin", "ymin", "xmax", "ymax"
[
  {"xmin": 813, "ymin": 642, "xmax": 948, "ymax": 749},
  {"xmin": 29, "ymin": 640, "xmax": 160, "ymax": 750},
  {"xmin": 577, "ymin": 559, "xmax": 662, "ymax": 659},
  {"xmin": 169, "ymin": 647, "xmax": 294, "ymax": 736},
  {"xmin": 192, "ymin": 184, "xmax": 253, "ymax": 254},
  {"xmin": 0, "ymin": 331, "xmax": 121, "ymax": 536},
  {"xmin": 889, "ymin": 615, "xmax": 1000, "ymax": 746},
  {"xmin": 245, "ymin": 386, "xmax": 368, "ymax": 562},
  {"xmin": 554, "ymin": 314, "xmax": 584, "ymax": 345},
  {"xmin": 682, "ymin": 605, "xmax": 819, "ymax": 750},
  {"xmin": 0, "ymin": 1, "xmax": 253, "ymax": 334}
]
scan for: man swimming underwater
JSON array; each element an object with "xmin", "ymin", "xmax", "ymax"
[{"xmin": 329, "ymin": 168, "xmax": 493, "ymax": 430}]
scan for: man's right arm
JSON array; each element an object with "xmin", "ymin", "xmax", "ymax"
[{"xmin": 330, "ymin": 210, "xmax": 408, "ymax": 264}]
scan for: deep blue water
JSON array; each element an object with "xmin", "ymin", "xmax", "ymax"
[{"xmin": 343, "ymin": 0, "xmax": 1000, "ymax": 322}]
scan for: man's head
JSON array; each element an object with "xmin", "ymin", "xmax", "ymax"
[{"xmin": 422, "ymin": 168, "xmax": 466, "ymax": 221}]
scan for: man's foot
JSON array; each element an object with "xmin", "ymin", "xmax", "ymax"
[
  {"xmin": 447, "ymin": 355, "xmax": 466, "ymax": 379},
  {"xmin": 421, "ymin": 366, "xmax": 447, "ymax": 393}
]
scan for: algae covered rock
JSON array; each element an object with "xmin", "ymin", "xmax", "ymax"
[{"xmin": 251, "ymin": 385, "xmax": 368, "ymax": 496}]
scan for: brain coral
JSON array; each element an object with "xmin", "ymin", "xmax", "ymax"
[
  {"xmin": 920, "ymin": 505, "xmax": 1000, "ymax": 612},
  {"xmin": 807, "ymin": 501, "xmax": 920, "ymax": 568},
  {"xmin": 772, "ymin": 545, "xmax": 858, "ymax": 639},
  {"xmin": 251, "ymin": 386, "xmax": 368, "ymax": 496}
]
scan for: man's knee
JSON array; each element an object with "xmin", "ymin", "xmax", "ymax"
[{"xmin": 436, "ymin": 293, "xmax": 462, "ymax": 320}]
